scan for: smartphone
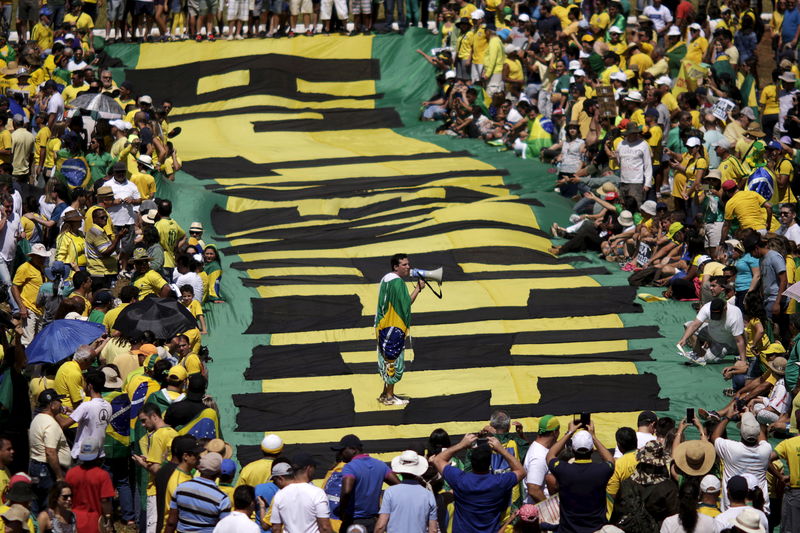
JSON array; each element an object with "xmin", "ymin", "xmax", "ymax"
[
  {"xmin": 686, "ymin": 408, "xmax": 695, "ymax": 424},
  {"xmin": 580, "ymin": 412, "xmax": 591, "ymax": 426}
]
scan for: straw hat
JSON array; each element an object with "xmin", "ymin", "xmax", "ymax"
[{"xmin": 672, "ymin": 440, "xmax": 716, "ymax": 476}]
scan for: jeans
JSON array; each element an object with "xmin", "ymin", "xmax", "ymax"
[
  {"xmin": 384, "ymin": 0, "xmax": 404, "ymax": 27},
  {"xmin": 732, "ymin": 357, "xmax": 761, "ymax": 390},
  {"xmin": 422, "ymin": 104, "xmax": 446, "ymax": 120},
  {"xmin": 105, "ymin": 457, "xmax": 135, "ymax": 522},
  {"xmin": 29, "ymin": 459, "xmax": 56, "ymax": 514},
  {"xmin": 404, "ymin": 0, "xmax": 419, "ymax": 25}
]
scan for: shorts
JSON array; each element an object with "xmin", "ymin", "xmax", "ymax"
[
  {"xmin": 350, "ymin": 0, "xmax": 370, "ymax": 15},
  {"xmin": 486, "ymin": 72, "xmax": 503, "ymax": 96},
  {"xmin": 135, "ymin": 0, "xmax": 155, "ymax": 15},
  {"xmin": 227, "ymin": 0, "xmax": 249, "ymax": 17},
  {"xmin": 455, "ymin": 58, "xmax": 470, "ymax": 80},
  {"xmin": 289, "ymin": 0, "xmax": 311, "ymax": 14},
  {"xmin": 252, "ymin": 0, "xmax": 265, "ymax": 15},
  {"xmin": 268, "ymin": 0, "xmax": 287, "ymax": 12},
  {"xmin": 169, "ymin": 0, "xmax": 182, "ymax": 11},
  {"xmin": 470, "ymin": 63, "xmax": 484, "ymax": 83},
  {"xmin": 107, "ymin": 0, "xmax": 125, "ymax": 20},
  {"xmin": 114, "ymin": 224, "xmax": 136, "ymax": 256},
  {"xmin": 188, "ymin": 0, "xmax": 218, "ymax": 15},
  {"xmin": 17, "ymin": 0, "xmax": 39, "ymax": 21},
  {"xmin": 320, "ymin": 0, "xmax": 346, "ymax": 18},
  {"xmin": 704, "ymin": 221, "xmax": 724, "ymax": 249}
]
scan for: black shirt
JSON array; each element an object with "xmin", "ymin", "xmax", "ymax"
[
  {"xmin": 164, "ymin": 395, "xmax": 205, "ymax": 428},
  {"xmin": 549, "ymin": 457, "xmax": 613, "ymax": 533}
]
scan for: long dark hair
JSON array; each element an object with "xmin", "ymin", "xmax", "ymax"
[{"xmin": 678, "ymin": 478, "xmax": 700, "ymax": 533}]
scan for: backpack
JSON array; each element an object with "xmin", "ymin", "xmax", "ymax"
[{"xmin": 614, "ymin": 480, "xmax": 659, "ymax": 533}]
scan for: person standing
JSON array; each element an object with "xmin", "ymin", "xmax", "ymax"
[
  {"xmin": 613, "ymin": 123, "xmax": 652, "ymax": 204},
  {"xmin": 154, "ymin": 199, "xmax": 185, "ymax": 279},
  {"xmin": 11, "ymin": 243, "xmax": 48, "ymax": 346},
  {"xmin": 212, "ymin": 485, "xmax": 260, "ymax": 533},
  {"xmin": 375, "ymin": 450, "xmax": 437, "ymax": 533},
  {"xmin": 164, "ymin": 452, "xmax": 231, "ymax": 533},
  {"xmin": 65, "ymin": 370, "xmax": 110, "ymax": 463},
  {"xmin": 106, "ymin": 162, "xmax": 140, "ymax": 273},
  {"xmin": 64, "ymin": 439, "xmax": 114, "ymax": 533},
  {"xmin": 523, "ymin": 415, "xmax": 559, "ymax": 503},
  {"xmin": 28, "ymin": 389, "xmax": 71, "ymax": 513},
  {"xmin": 270, "ymin": 453, "xmax": 333, "ymax": 533},
  {"xmin": 375, "ymin": 253, "xmax": 424, "ymax": 405},
  {"xmin": 772, "ymin": 410, "xmax": 800, "ymax": 529},
  {"xmin": 10, "ymin": 115, "xmax": 34, "ymax": 184}
]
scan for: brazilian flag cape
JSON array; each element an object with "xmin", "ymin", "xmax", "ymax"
[
  {"xmin": 524, "ymin": 116, "xmax": 555, "ymax": 159},
  {"xmin": 666, "ymin": 42, "xmax": 687, "ymax": 79},
  {"xmin": 177, "ymin": 408, "xmax": 221, "ymax": 439},
  {"xmin": 103, "ymin": 390, "xmax": 132, "ymax": 459},
  {"xmin": 375, "ymin": 273, "xmax": 411, "ymax": 361},
  {"xmin": 739, "ymin": 73, "xmax": 759, "ymax": 120}
]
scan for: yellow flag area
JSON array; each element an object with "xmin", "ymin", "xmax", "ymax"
[
  {"xmin": 141, "ymin": 36, "xmax": 666, "ymax": 465},
  {"xmin": 672, "ymin": 59, "xmax": 709, "ymax": 97}
]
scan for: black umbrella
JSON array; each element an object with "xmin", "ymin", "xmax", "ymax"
[{"xmin": 113, "ymin": 297, "xmax": 197, "ymax": 340}]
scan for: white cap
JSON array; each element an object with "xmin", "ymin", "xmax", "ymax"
[
  {"xmin": 518, "ymin": 13, "xmax": 530, "ymax": 21},
  {"xmin": 260, "ymin": 434, "xmax": 284, "ymax": 453},
  {"xmin": 574, "ymin": 68, "xmax": 586, "ymax": 77},
  {"xmin": 610, "ymin": 71, "xmax": 628, "ymax": 82},
  {"xmin": 700, "ymin": 474, "xmax": 721, "ymax": 493},
  {"xmin": 445, "ymin": 70, "xmax": 456, "ymax": 80},
  {"xmin": 686, "ymin": 136, "xmax": 702, "ymax": 147},
  {"xmin": 471, "ymin": 8, "xmax": 484, "ymax": 19},
  {"xmin": 667, "ymin": 25, "xmax": 681, "ymax": 36},
  {"xmin": 625, "ymin": 90, "xmax": 643, "ymax": 102},
  {"xmin": 568, "ymin": 60, "xmax": 581, "ymax": 70},
  {"xmin": 571, "ymin": 430, "xmax": 594, "ymax": 452},
  {"xmin": 689, "ymin": 22, "xmax": 702, "ymax": 30},
  {"xmin": 609, "ymin": 25, "xmax": 623, "ymax": 34},
  {"xmin": 655, "ymin": 75, "xmax": 672, "ymax": 86},
  {"xmin": 504, "ymin": 44, "xmax": 519, "ymax": 54},
  {"xmin": 579, "ymin": 50, "xmax": 591, "ymax": 58}
]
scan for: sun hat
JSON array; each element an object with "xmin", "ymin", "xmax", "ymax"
[
  {"xmin": 136, "ymin": 154, "xmax": 154, "ymax": 169},
  {"xmin": 625, "ymin": 90, "xmax": 643, "ymax": 102},
  {"xmin": 667, "ymin": 25, "xmax": 681, "ymax": 36},
  {"xmin": 780, "ymin": 71, "xmax": 797, "ymax": 83},
  {"xmin": 640, "ymin": 200, "xmax": 657, "ymax": 216},
  {"xmin": 596, "ymin": 181, "xmax": 619, "ymax": 195},
  {"xmin": 571, "ymin": 430, "xmax": 593, "ymax": 452},
  {"xmin": 672, "ymin": 440, "xmax": 716, "ymax": 476},
  {"xmin": 617, "ymin": 210, "xmax": 634, "ymax": 227},
  {"xmin": 704, "ymin": 169, "xmax": 722, "ymax": 182},
  {"xmin": 27, "ymin": 243, "xmax": 50, "ymax": 258},
  {"xmin": 141, "ymin": 209, "xmax": 158, "ymax": 224},
  {"xmin": 725, "ymin": 239, "xmax": 744, "ymax": 253},
  {"xmin": 746, "ymin": 123, "xmax": 766, "ymax": 137},
  {"xmin": 767, "ymin": 356, "xmax": 787, "ymax": 376},
  {"xmin": 391, "ymin": 450, "xmax": 429, "ymax": 477},
  {"xmin": 630, "ymin": 441, "xmax": 670, "ymax": 484},
  {"xmin": 734, "ymin": 508, "xmax": 766, "ymax": 533},
  {"xmin": 1, "ymin": 504, "xmax": 30, "ymax": 529},
  {"xmin": 261, "ymin": 434, "xmax": 284, "ymax": 454},
  {"xmin": 206, "ymin": 438, "xmax": 233, "ymax": 459},
  {"xmin": 101, "ymin": 366, "xmax": 123, "ymax": 389}
]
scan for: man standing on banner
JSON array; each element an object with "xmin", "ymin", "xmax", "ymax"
[{"xmin": 375, "ymin": 253, "xmax": 424, "ymax": 406}]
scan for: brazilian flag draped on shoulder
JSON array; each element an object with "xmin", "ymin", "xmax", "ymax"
[
  {"xmin": 176, "ymin": 408, "xmax": 220, "ymax": 439},
  {"xmin": 523, "ymin": 116, "xmax": 554, "ymax": 159},
  {"xmin": 666, "ymin": 41, "xmax": 687, "ymax": 79},
  {"xmin": 738, "ymin": 72, "xmax": 759, "ymax": 120},
  {"xmin": 375, "ymin": 272, "xmax": 411, "ymax": 362},
  {"xmin": 103, "ymin": 390, "xmax": 131, "ymax": 458}
]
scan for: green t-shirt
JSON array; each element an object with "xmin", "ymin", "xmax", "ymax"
[{"xmin": 88, "ymin": 309, "xmax": 105, "ymax": 324}]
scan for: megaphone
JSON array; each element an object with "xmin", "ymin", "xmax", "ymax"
[{"xmin": 410, "ymin": 267, "xmax": 443, "ymax": 299}]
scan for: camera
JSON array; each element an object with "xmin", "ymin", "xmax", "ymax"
[
  {"xmin": 199, "ymin": 345, "xmax": 213, "ymax": 363},
  {"xmin": 473, "ymin": 430, "xmax": 491, "ymax": 448}
]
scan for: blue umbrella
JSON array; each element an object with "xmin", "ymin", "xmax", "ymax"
[{"xmin": 26, "ymin": 319, "xmax": 106, "ymax": 365}]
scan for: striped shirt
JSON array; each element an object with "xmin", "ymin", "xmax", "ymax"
[{"xmin": 171, "ymin": 477, "xmax": 231, "ymax": 532}]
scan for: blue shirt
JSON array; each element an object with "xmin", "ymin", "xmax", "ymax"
[
  {"xmin": 378, "ymin": 480, "xmax": 437, "ymax": 533},
  {"xmin": 170, "ymin": 477, "xmax": 231, "ymax": 533},
  {"xmin": 254, "ymin": 482, "xmax": 279, "ymax": 533},
  {"xmin": 441, "ymin": 465, "xmax": 518, "ymax": 533},
  {"xmin": 548, "ymin": 458, "xmax": 613, "ymax": 533},
  {"xmin": 341, "ymin": 454, "xmax": 391, "ymax": 518},
  {"xmin": 784, "ymin": 7, "xmax": 800, "ymax": 42},
  {"xmin": 735, "ymin": 253, "xmax": 760, "ymax": 292}
]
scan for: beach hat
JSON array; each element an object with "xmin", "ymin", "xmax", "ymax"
[
  {"xmin": 596, "ymin": 181, "xmax": 619, "ymax": 195},
  {"xmin": 725, "ymin": 239, "xmax": 744, "ymax": 253},
  {"xmin": 136, "ymin": 154, "xmax": 154, "ymax": 169},
  {"xmin": 131, "ymin": 248, "xmax": 152, "ymax": 262},
  {"xmin": 205, "ymin": 438, "xmax": 233, "ymax": 459},
  {"xmin": 623, "ymin": 123, "xmax": 642, "ymax": 135},
  {"xmin": 617, "ymin": 210, "xmax": 634, "ymax": 227},
  {"xmin": 631, "ymin": 441, "xmax": 670, "ymax": 484},
  {"xmin": 97, "ymin": 185, "xmax": 114, "ymax": 197},
  {"xmin": 571, "ymin": 430, "xmax": 593, "ymax": 452},
  {"xmin": 1, "ymin": 504, "xmax": 30, "ymax": 530},
  {"xmin": 261, "ymin": 434, "xmax": 284, "ymax": 453},
  {"xmin": 667, "ymin": 25, "xmax": 681, "ymax": 36},
  {"xmin": 781, "ymin": 72, "xmax": 797, "ymax": 83},
  {"xmin": 640, "ymin": 200, "xmax": 657, "ymax": 216},
  {"xmin": 141, "ymin": 209, "xmax": 158, "ymax": 224},
  {"xmin": 62, "ymin": 210, "xmax": 84, "ymax": 222},
  {"xmin": 625, "ymin": 90, "xmax": 643, "ymax": 102},
  {"xmin": 767, "ymin": 356, "xmax": 787, "ymax": 376},
  {"xmin": 391, "ymin": 450, "xmax": 429, "ymax": 477},
  {"xmin": 746, "ymin": 123, "xmax": 766, "ymax": 137},
  {"xmin": 704, "ymin": 169, "xmax": 722, "ymax": 182},
  {"xmin": 689, "ymin": 22, "xmax": 702, "ymax": 30},
  {"xmin": 672, "ymin": 440, "xmax": 716, "ymax": 476},
  {"xmin": 101, "ymin": 366, "xmax": 123, "ymax": 389},
  {"xmin": 27, "ymin": 243, "xmax": 50, "ymax": 258},
  {"xmin": 734, "ymin": 508, "xmax": 766, "ymax": 533}
]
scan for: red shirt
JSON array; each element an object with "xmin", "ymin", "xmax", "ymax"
[
  {"xmin": 64, "ymin": 465, "xmax": 115, "ymax": 533},
  {"xmin": 676, "ymin": 0, "xmax": 694, "ymax": 21}
]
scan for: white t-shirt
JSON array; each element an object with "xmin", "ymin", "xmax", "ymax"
[
  {"xmin": 614, "ymin": 431, "xmax": 656, "ymax": 458},
  {"xmin": 659, "ymin": 512, "xmax": 715, "ymax": 533},
  {"xmin": 778, "ymin": 223, "xmax": 800, "ymax": 246},
  {"xmin": 523, "ymin": 441, "xmax": 550, "ymax": 502},
  {"xmin": 714, "ymin": 506, "xmax": 769, "ymax": 532},
  {"xmin": 172, "ymin": 271, "xmax": 204, "ymax": 302},
  {"xmin": 11, "ymin": 189, "xmax": 20, "ymax": 220},
  {"xmin": 0, "ymin": 213, "xmax": 21, "ymax": 263},
  {"xmin": 643, "ymin": 4, "xmax": 672, "ymax": 31},
  {"xmin": 212, "ymin": 510, "xmax": 260, "ymax": 533},
  {"xmin": 713, "ymin": 438, "xmax": 772, "ymax": 512},
  {"xmin": 695, "ymin": 301, "xmax": 745, "ymax": 348},
  {"xmin": 107, "ymin": 179, "xmax": 140, "ymax": 226},
  {"xmin": 47, "ymin": 92, "xmax": 64, "ymax": 121},
  {"xmin": 271, "ymin": 482, "xmax": 330, "ymax": 533},
  {"xmin": 38, "ymin": 195, "xmax": 55, "ymax": 220},
  {"xmin": 768, "ymin": 378, "xmax": 790, "ymax": 414},
  {"xmin": 69, "ymin": 397, "xmax": 112, "ymax": 459}
]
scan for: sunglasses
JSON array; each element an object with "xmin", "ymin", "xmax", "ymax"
[
  {"xmin": 61, "ymin": 494, "xmax": 73, "ymax": 499},
  {"xmin": 781, "ymin": 212, "xmax": 793, "ymax": 216}
]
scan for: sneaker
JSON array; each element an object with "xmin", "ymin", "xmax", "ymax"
[
  {"xmin": 305, "ymin": 29, "xmax": 313, "ymax": 36},
  {"xmin": 235, "ymin": 34, "xmax": 244, "ymax": 39},
  {"xmin": 388, "ymin": 396, "xmax": 409, "ymax": 405},
  {"xmin": 208, "ymin": 33, "xmax": 216, "ymax": 41},
  {"xmin": 226, "ymin": 33, "xmax": 234, "ymax": 40},
  {"xmin": 287, "ymin": 29, "xmax": 295, "ymax": 37},
  {"xmin": 195, "ymin": 34, "xmax": 203, "ymax": 41}
]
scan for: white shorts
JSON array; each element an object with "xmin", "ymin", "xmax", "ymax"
[
  {"xmin": 486, "ymin": 72, "xmax": 503, "ymax": 96},
  {"xmin": 226, "ymin": 0, "xmax": 248, "ymax": 19},
  {"xmin": 289, "ymin": 0, "xmax": 311, "ymax": 14},
  {"xmin": 146, "ymin": 495, "xmax": 157, "ymax": 533},
  {"xmin": 704, "ymin": 221, "xmax": 724, "ymax": 249},
  {"xmin": 470, "ymin": 63, "xmax": 484, "ymax": 83},
  {"xmin": 320, "ymin": 0, "xmax": 347, "ymax": 19}
]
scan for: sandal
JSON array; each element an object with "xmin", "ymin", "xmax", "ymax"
[
  {"xmin": 698, "ymin": 409, "xmax": 720, "ymax": 421},
  {"xmin": 723, "ymin": 388, "xmax": 736, "ymax": 397}
]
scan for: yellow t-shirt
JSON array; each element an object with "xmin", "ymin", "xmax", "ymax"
[
  {"xmin": 774, "ymin": 158, "xmax": 797, "ymax": 204},
  {"xmin": 698, "ymin": 503, "xmax": 721, "ymax": 518},
  {"xmin": 458, "ymin": 3, "xmax": 476, "ymax": 17},
  {"xmin": 163, "ymin": 468, "xmax": 193, "ymax": 528},
  {"xmin": 718, "ymin": 155, "xmax": 747, "ymax": 187},
  {"xmin": 661, "ymin": 92, "xmax": 679, "ymax": 114},
  {"xmin": 775, "ymin": 436, "xmax": 800, "ymax": 487},
  {"xmin": 646, "ymin": 125, "xmax": 663, "ymax": 151},
  {"xmin": 181, "ymin": 353, "xmax": 203, "ymax": 375},
  {"xmin": 31, "ymin": 23, "xmax": 54, "ymax": 51},
  {"xmin": 62, "ymin": 84, "xmax": 89, "ymax": 106},
  {"xmin": 761, "ymin": 84, "xmax": 780, "ymax": 115},
  {"xmin": 34, "ymin": 126, "xmax": 50, "ymax": 166},
  {"xmin": 155, "ymin": 218, "xmax": 185, "ymax": 269},
  {"xmin": 0, "ymin": 129, "xmax": 11, "ymax": 165},
  {"xmin": 590, "ymin": 11, "xmax": 610, "ymax": 34},
  {"xmin": 551, "ymin": 4, "xmax": 571, "ymax": 28},
  {"xmin": 471, "ymin": 28, "xmax": 487, "ymax": 65},
  {"xmin": 0, "ymin": 467, "xmax": 8, "ymax": 501},
  {"xmin": 504, "ymin": 58, "xmax": 523, "ymax": 82},
  {"xmin": 457, "ymin": 30, "xmax": 474, "ymax": 61},
  {"xmin": 45, "ymin": 137, "xmax": 61, "ymax": 168},
  {"xmin": 130, "ymin": 171, "xmax": 156, "ymax": 200},
  {"xmin": 134, "ymin": 269, "xmax": 167, "ymax": 299},
  {"xmin": 142, "ymin": 426, "xmax": 178, "ymax": 496},
  {"xmin": 237, "ymin": 458, "xmax": 274, "ymax": 487},
  {"xmin": 54, "ymin": 360, "xmax": 85, "ymax": 409},
  {"xmin": 55, "ymin": 231, "xmax": 87, "ymax": 268},
  {"xmin": 12, "ymin": 262, "xmax": 44, "ymax": 315},
  {"xmin": 606, "ymin": 450, "xmax": 638, "ymax": 517},
  {"xmin": 629, "ymin": 52, "xmax": 654, "ymax": 72},
  {"xmin": 104, "ymin": 302, "xmax": 129, "ymax": 333},
  {"xmin": 183, "ymin": 299, "xmax": 203, "ymax": 319},
  {"xmin": 724, "ymin": 190, "xmax": 770, "ymax": 230},
  {"xmin": 685, "ymin": 36, "xmax": 708, "ymax": 63}
]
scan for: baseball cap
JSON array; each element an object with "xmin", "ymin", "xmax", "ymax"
[
  {"xmin": 721, "ymin": 179, "xmax": 738, "ymax": 191},
  {"xmin": 538, "ymin": 415, "xmax": 560, "ymax": 433},
  {"xmin": 518, "ymin": 13, "xmax": 530, "ymax": 21},
  {"xmin": 138, "ymin": 95, "xmax": 152, "ymax": 104},
  {"xmin": 710, "ymin": 298, "xmax": 726, "ymax": 320},
  {"xmin": 700, "ymin": 474, "xmax": 721, "ymax": 493},
  {"xmin": 220, "ymin": 458, "xmax": 236, "ymax": 477},
  {"xmin": 767, "ymin": 140, "xmax": 783, "ymax": 151},
  {"xmin": 38, "ymin": 388, "xmax": 66, "ymax": 407},
  {"xmin": 739, "ymin": 412, "xmax": 761, "ymax": 443},
  {"xmin": 604, "ymin": 191, "xmax": 620, "ymax": 202},
  {"xmin": 167, "ymin": 365, "xmax": 188, "ymax": 382},
  {"xmin": 78, "ymin": 439, "xmax": 102, "ymax": 461},
  {"xmin": 332, "ymin": 434, "xmax": 363, "ymax": 451},
  {"xmin": 713, "ymin": 137, "xmax": 732, "ymax": 150},
  {"xmin": 91, "ymin": 290, "xmax": 113, "ymax": 306},
  {"xmin": 655, "ymin": 75, "xmax": 672, "ymax": 86},
  {"xmin": 271, "ymin": 462, "xmax": 294, "ymax": 479},
  {"xmin": 689, "ymin": 22, "xmax": 702, "ymax": 30},
  {"xmin": 685, "ymin": 136, "xmax": 702, "ymax": 148},
  {"xmin": 609, "ymin": 25, "xmax": 623, "ymax": 34},
  {"xmin": 198, "ymin": 452, "xmax": 223, "ymax": 475},
  {"xmin": 132, "ymin": 343, "xmax": 158, "ymax": 357},
  {"xmin": 261, "ymin": 434, "xmax": 284, "ymax": 454},
  {"xmin": 571, "ymin": 430, "xmax": 593, "ymax": 452}
]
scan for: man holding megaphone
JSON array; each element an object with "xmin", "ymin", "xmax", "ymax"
[{"xmin": 375, "ymin": 253, "xmax": 425, "ymax": 406}]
